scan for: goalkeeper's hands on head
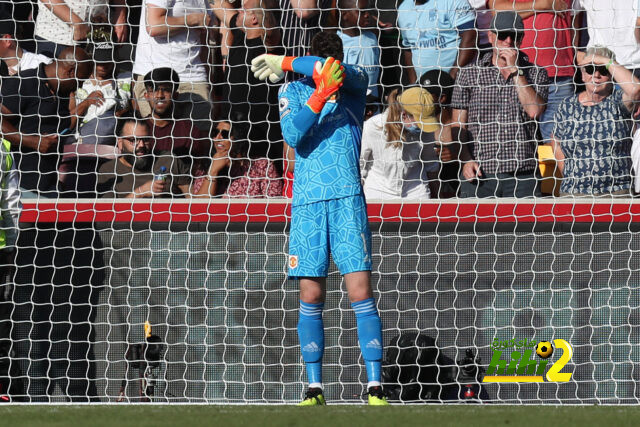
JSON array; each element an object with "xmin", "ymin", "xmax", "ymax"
[
  {"xmin": 251, "ymin": 54, "xmax": 345, "ymax": 113},
  {"xmin": 251, "ymin": 54, "xmax": 296, "ymax": 83},
  {"xmin": 306, "ymin": 57, "xmax": 345, "ymax": 113}
]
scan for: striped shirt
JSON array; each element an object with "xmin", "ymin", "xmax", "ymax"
[{"xmin": 278, "ymin": 0, "xmax": 331, "ymax": 79}]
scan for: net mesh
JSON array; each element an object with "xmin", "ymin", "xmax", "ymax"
[{"xmin": 0, "ymin": 0, "xmax": 639, "ymax": 403}]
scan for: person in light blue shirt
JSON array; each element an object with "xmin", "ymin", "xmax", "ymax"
[
  {"xmin": 397, "ymin": 0, "xmax": 476, "ymax": 82},
  {"xmin": 337, "ymin": 0, "xmax": 381, "ymax": 97}
]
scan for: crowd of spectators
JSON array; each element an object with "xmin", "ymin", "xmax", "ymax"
[{"xmin": 1, "ymin": 1, "xmax": 640, "ymax": 199}]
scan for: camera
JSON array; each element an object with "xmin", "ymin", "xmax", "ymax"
[{"xmin": 118, "ymin": 334, "xmax": 165, "ymax": 402}]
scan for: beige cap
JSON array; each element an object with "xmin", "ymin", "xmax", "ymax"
[{"xmin": 397, "ymin": 87, "xmax": 440, "ymax": 133}]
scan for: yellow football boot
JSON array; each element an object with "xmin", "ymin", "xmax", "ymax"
[
  {"xmin": 367, "ymin": 386, "xmax": 389, "ymax": 406},
  {"xmin": 298, "ymin": 388, "xmax": 326, "ymax": 406}
]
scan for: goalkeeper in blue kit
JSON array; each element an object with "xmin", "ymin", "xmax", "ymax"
[{"xmin": 251, "ymin": 32, "xmax": 388, "ymax": 406}]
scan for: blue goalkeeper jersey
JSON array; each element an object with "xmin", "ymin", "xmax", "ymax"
[{"xmin": 278, "ymin": 63, "xmax": 368, "ymax": 207}]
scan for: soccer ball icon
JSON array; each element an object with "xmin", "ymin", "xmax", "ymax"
[{"xmin": 536, "ymin": 341, "xmax": 554, "ymax": 359}]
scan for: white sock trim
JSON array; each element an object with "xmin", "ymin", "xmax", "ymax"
[
  {"xmin": 367, "ymin": 381, "xmax": 381, "ymax": 389},
  {"xmin": 309, "ymin": 382, "xmax": 323, "ymax": 390}
]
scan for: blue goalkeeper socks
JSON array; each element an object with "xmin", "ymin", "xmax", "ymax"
[
  {"xmin": 352, "ymin": 298, "xmax": 383, "ymax": 387},
  {"xmin": 298, "ymin": 301, "xmax": 324, "ymax": 387}
]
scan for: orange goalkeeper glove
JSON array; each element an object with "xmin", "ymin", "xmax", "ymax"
[{"xmin": 306, "ymin": 57, "xmax": 345, "ymax": 114}]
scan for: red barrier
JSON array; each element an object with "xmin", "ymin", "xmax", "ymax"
[{"xmin": 19, "ymin": 200, "xmax": 640, "ymax": 223}]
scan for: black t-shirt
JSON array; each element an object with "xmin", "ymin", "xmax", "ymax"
[
  {"xmin": 224, "ymin": 14, "xmax": 281, "ymax": 156},
  {"xmin": 1, "ymin": 64, "xmax": 71, "ymax": 192},
  {"xmin": 226, "ymin": 14, "xmax": 268, "ymax": 102}
]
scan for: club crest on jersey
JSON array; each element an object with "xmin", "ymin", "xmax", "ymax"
[{"xmin": 289, "ymin": 255, "xmax": 299, "ymax": 269}]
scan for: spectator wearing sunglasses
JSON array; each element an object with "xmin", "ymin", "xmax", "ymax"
[
  {"xmin": 549, "ymin": 46, "xmax": 640, "ymax": 197},
  {"xmin": 210, "ymin": 0, "xmax": 282, "ymax": 160},
  {"xmin": 490, "ymin": 0, "xmax": 575, "ymax": 143},
  {"xmin": 195, "ymin": 120, "xmax": 283, "ymax": 198},
  {"xmin": 451, "ymin": 11, "xmax": 549, "ymax": 198},
  {"xmin": 574, "ymin": 1, "xmax": 640, "ymax": 78}
]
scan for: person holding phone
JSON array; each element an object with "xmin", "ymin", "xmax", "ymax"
[{"xmin": 97, "ymin": 118, "xmax": 193, "ymax": 198}]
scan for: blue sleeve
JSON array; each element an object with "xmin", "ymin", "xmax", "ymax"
[
  {"xmin": 290, "ymin": 56, "xmax": 321, "ymax": 76},
  {"xmin": 278, "ymin": 82, "xmax": 319, "ymax": 149},
  {"xmin": 292, "ymin": 56, "xmax": 368, "ymax": 94},
  {"xmin": 342, "ymin": 63, "xmax": 369, "ymax": 96}
]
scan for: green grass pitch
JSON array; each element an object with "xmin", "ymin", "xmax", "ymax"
[{"xmin": 1, "ymin": 405, "xmax": 639, "ymax": 427}]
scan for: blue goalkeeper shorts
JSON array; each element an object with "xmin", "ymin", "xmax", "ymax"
[{"xmin": 288, "ymin": 194, "xmax": 372, "ymax": 278}]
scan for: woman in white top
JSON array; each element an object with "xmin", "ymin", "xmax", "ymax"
[
  {"xmin": 360, "ymin": 87, "xmax": 441, "ymax": 200},
  {"xmin": 34, "ymin": 1, "xmax": 127, "ymax": 57}
]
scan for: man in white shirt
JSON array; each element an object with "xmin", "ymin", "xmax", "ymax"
[
  {"xmin": 132, "ymin": 0, "xmax": 213, "ymax": 133},
  {"xmin": 574, "ymin": 0, "xmax": 640, "ymax": 75},
  {"xmin": 0, "ymin": 19, "xmax": 52, "ymax": 77}
]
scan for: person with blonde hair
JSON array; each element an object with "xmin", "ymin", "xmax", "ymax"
[
  {"xmin": 549, "ymin": 46, "xmax": 640, "ymax": 196},
  {"xmin": 360, "ymin": 86, "xmax": 445, "ymax": 199}
]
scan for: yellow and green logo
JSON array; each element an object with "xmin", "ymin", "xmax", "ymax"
[{"xmin": 482, "ymin": 338, "xmax": 573, "ymax": 383}]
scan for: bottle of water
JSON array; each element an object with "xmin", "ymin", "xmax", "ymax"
[{"xmin": 154, "ymin": 166, "xmax": 167, "ymax": 182}]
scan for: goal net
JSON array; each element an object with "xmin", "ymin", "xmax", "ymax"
[
  {"xmin": 13, "ymin": 201, "xmax": 640, "ymax": 404},
  {"xmin": 1, "ymin": 1, "xmax": 640, "ymax": 404}
]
